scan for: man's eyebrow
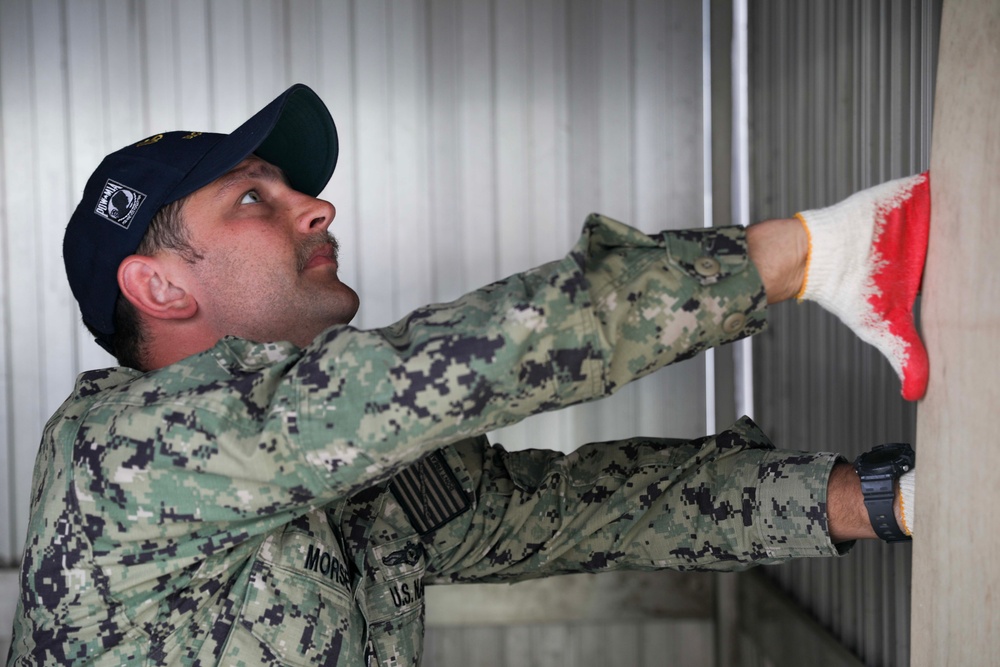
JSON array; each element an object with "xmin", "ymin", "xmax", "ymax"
[{"xmin": 212, "ymin": 160, "xmax": 288, "ymax": 199}]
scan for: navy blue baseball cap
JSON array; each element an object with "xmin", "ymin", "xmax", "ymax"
[{"xmin": 64, "ymin": 83, "xmax": 338, "ymax": 352}]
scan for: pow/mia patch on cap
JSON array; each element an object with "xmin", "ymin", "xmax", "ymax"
[
  {"xmin": 94, "ymin": 179, "xmax": 147, "ymax": 229},
  {"xmin": 390, "ymin": 450, "xmax": 470, "ymax": 535}
]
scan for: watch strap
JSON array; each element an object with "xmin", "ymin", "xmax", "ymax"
[{"xmin": 859, "ymin": 474, "xmax": 910, "ymax": 542}]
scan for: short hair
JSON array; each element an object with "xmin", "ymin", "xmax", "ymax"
[{"xmin": 85, "ymin": 196, "xmax": 201, "ymax": 370}]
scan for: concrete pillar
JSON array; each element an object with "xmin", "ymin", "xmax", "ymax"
[{"xmin": 911, "ymin": 0, "xmax": 1000, "ymax": 663}]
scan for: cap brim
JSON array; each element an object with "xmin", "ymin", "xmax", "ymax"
[{"xmin": 169, "ymin": 84, "xmax": 338, "ymax": 203}]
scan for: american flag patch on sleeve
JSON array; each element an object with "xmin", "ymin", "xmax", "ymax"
[{"xmin": 390, "ymin": 450, "xmax": 471, "ymax": 535}]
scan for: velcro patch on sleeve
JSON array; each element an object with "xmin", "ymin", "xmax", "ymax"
[{"xmin": 390, "ymin": 450, "xmax": 471, "ymax": 535}]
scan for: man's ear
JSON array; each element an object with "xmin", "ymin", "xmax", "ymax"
[{"xmin": 117, "ymin": 255, "xmax": 198, "ymax": 322}]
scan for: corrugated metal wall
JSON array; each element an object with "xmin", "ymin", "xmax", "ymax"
[{"xmin": 747, "ymin": 2, "xmax": 941, "ymax": 666}]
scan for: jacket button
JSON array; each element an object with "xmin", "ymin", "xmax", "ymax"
[
  {"xmin": 723, "ymin": 313, "xmax": 747, "ymax": 334},
  {"xmin": 694, "ymin": 257, "xmax": 720, "ymax": 277}
]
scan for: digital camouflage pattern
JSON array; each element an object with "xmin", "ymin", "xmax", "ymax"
[{"xmin": 8, "ymin": 216, "xmax": 845, "ymax": 666}]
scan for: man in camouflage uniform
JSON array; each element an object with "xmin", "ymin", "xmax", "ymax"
[{"xmin": 7, "ymin": 85, "xmax": 923, "ymax": 666}]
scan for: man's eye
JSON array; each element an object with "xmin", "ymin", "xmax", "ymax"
[{"xmin": 240, "ymin": 190, "xmax": 261, "ymax": 204}]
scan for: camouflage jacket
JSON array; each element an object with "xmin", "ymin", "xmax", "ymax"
[{"xmin": 8, "ymin": 216, "xmax": 844, "ymax": 666}]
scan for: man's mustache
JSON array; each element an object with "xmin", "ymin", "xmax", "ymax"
[{"xmin": 298, "ymin": 234, "xmax": 340, "ymax": 272}]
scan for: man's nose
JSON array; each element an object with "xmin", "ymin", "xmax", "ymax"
[{"xmin": 296, "ymin": 194, "xmax": 335, "ymax": 234}]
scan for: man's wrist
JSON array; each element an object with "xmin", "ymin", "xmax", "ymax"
[{"xmin": 827, "ymin": 462, "xmax": 878, "ymax": 543}]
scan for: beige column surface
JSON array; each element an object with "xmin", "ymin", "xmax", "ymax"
[{"xmin": 912, "ymin": 0, "xmax": 1000, "ymax": 664}]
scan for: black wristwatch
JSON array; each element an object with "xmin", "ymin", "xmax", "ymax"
[{"xmin": 854, "ymin": 443, "xmax": 915, "ymax": 542}]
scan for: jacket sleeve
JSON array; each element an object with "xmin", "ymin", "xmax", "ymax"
[
  {"xmin": 286, "ymin": 216, "xmax": 769, "ymax": 502},
  {"xmin": 421, "ymin": 417, "xmax": 848, "ymax": 583}
]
